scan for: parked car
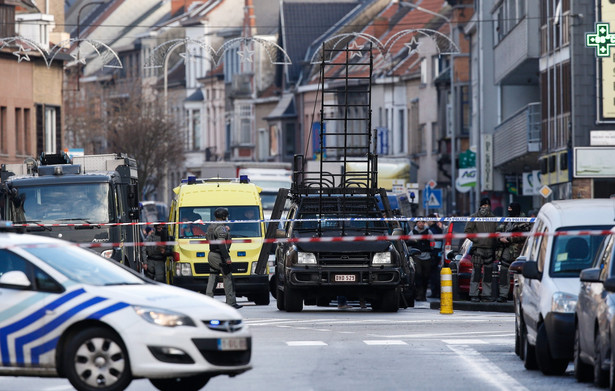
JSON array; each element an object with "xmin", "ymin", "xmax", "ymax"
[
  {"xmin": 574, "ymin": 230, "xmax": 615, "ymax": 387},
  {"xmin": 514, "ymin": 199, "xmax": 615, "ymax": 376},
  {"xmin": 0, "ymin": 230, "xmax": 252, "ymax": 391},
  {"xmin": 451, "ymin": 238, "xmax": 514, "ymax": 300}
]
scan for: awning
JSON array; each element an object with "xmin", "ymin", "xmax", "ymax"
[{"xmin": 265, "ymin": 93, "xmax": 296, "ymax": 120}]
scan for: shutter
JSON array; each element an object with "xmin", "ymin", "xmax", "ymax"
[
  {"xmin": 36, "ymin": 104, "xmax": 43, "ymax": 157},
  {"xmin": 55, "ymin": 106, "xmax": 61, "ymax": 152}
]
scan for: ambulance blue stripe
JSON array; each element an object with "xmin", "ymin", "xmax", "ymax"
[
  {"xmin": 28, "ymin": 302, "xmax": 130, "ymax": 365},
  {"xmin": 14, "ymin": 297, "xmax": 107, "ymax": 364},
  {"xmin": 30, "ymin": 336, "xmax": 59, "ymax": 366},
  {"xmin": 87, "ymin": 302, "xmax": 130, "ymax": 320},
  {"xmin": 0, "ymin": 288, "xmax": 85, "ymax": 366}
]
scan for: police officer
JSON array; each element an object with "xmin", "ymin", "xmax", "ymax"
[
  {"xmin": 144, "ymin": 224, "xmax": 168, "ymax": 282},
  {"xmin": 496, "ymin": 202, "xmax": 530, "ymax": 302},
  {"xmin": 464, "ymin": 197, "xmax": 498, "ymax": 302},
  {"xmin": 205, "ymin": 208, "xmax": 242, "ymax": 309}
]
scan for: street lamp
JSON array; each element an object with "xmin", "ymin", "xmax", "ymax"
[
  {"xmin": 399, "ymin": 1, "xmax": 457, "ymax": 214},
  {"xmin": 76, "ymin": 0, "xmax": 107, "ymax": 90}
]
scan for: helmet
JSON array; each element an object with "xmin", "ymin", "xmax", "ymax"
[{"xmin": 214, "ymin": 208, "xmax": 229, "ymax": 219}]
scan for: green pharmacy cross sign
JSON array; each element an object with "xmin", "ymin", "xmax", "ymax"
[{"xmin": 586, "ymin": 23, "xmax": 615, "ymax": 57}]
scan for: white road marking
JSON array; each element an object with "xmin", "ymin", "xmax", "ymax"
[
  {"xmin": 368, "ymin": 330, "xmax": 514, "ymax": 339},
  {"xmin": 363, "ymin": 340, "xmax": 407, "ymax": 345},
  {"xmin": 286, "ymin": 341, "xmax": 328, "ymax": 346},
  {"xmin": 442, "ymin": 339, "xmax": 488, "ymax": 344},
  {"xmin": 447, "ymin": 344, "xmax": 529, "ymax": 391}
]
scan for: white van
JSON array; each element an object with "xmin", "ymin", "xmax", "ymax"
[{"xmin": 516, "ymin": 199, "xmax": 615, "ymax": 375}]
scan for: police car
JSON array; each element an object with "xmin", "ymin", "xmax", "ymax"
[{"xmin": 0, "ymin": 228, "xmax": 251, "ymax": 391}]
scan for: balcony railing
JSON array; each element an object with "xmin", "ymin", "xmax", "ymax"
[{"xmin": 493, "ymin": 103, "xmax": 541, "ymax": 167}]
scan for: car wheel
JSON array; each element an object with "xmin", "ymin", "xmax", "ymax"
[
  {"xmin": 276, "ymin": 278, "xmax": 285, "ymax": 311},
  {"xmin": 150, "ymin": 375, "xmax": 210, "ymax": 391},
  {"xmin": 518, "ymin": 317, "xmax": 526, "ymax": 361},
  {"xmin": 380, "ymin": 288, "xmax": 400, "ymax": 313},
  {"xmin": 284, "ymin": 285, "xmax": 303, "ymax": 312},
  {"xmin": 269, "ymin": 275, "xmax": 277, "ymax": 298},
  {"xmin": 595, "ymin": 333, "xmax": 609, "ymax": 387},
  {"xmin": 574, "ymin": 325, "xmax": 593, "ymax": 382},
  {"xmin": 536, "ymin": 323, "xmax": 568, "ymax": 375},
  {"xmin": 253, "ymin": 292, "xmax": 270, "ymax": 306},
  {"xmin": 64, "ymin": 327, "xmax": 132, "ymax": 391},
  {"xmin": 523, "ymin": 323, "xmax": 538, "ymax": 370}
]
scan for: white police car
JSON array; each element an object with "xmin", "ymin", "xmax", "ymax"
[{"xmin": 0, "ymin": 230, "xmax": 251, "ymax": 391}]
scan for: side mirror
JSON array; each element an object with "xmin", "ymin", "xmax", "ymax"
[
  {"xmin": 509, "ymin": 259, "xmax": 526, "ymax": 274},
  {"xmin": 604, "ymin": 277, "xmax": 615, "ymax": 293},
  {"xmin": 446, "ymin": 251, "xmax": 456, "ymax": 261},
  {"xmin": 521, "ymin": 261, "xmax": 542, "ymax": 280},
  {"xmin": 580, "ymin": 267, "xmax": 602, "ymax": 283},
  {"xmin": 0, "ymin": 271, "xmax": 31, "ymax": 289},
  {"xmin": 275, "ymin": 229, "xmax": 286, "ymax": 239}
]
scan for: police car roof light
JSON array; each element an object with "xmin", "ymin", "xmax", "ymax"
[
  {"xmin": 239, "ymin": 175, "xmax": 250, "ymax": 184},
  {"xmin": 187, "ymin": 176, "xmax": 197, "ymax": 185}
]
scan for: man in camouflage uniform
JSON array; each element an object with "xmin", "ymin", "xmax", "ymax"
[
  {"xmin": 496, "ymin": 202, "xmax": 530, "ymax": 303},
  {"xmin": 464, "ymin": 197, "xmax": 498, "ymax": 302},
  {"xmin": 144, "ymin": 224, "xmax": 168, "ymax": 282},
  {"xmin": 205, "ymin": 208, "xmax": 241, "ymax": 309}
]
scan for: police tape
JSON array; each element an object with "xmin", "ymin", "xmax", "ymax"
[
  {"xmin": 11, "ymin": 216, "xmax": 536, "ymax": 228},
  {"xmin": 5, "ymin": 228, "xmax": 615, "ymax": 249}
]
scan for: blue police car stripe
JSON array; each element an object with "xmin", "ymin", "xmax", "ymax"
[
  {"xmin": 15, "ymin": 297, "xmax": 107, "ymax": 364},
  {"xmin": 30, "ymin": 336, "xmax": 59, "ymax": 366},
  {"xmin": 0, "ymin": 288, "xmax": 85, "ymax": 366},
  {"xmin": 87, "ymin": 302, "xmax": 130, "ymax": 320},
  {"xmin": 28, "ymin": 302, "xmax": 130, "ymax": 366}
]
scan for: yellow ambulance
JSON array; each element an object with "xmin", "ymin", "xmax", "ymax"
[{"xmin": 166, "ymin": 176, "xmax": 270, "ymax": 305}]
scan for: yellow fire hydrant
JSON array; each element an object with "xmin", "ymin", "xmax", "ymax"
[{"xmin": 440, "ymin": 266, "xmax": 453, "ymax": 314}]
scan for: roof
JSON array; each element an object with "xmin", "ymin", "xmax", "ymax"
[
  {"xmin": 280, "ymin": 0, "xmax": 361, "ymax": 85},
  {"xmin": 176, "ymin": 181, "xmax": 262, "ymax": 207},
  {"xmin": 264, "ymin": 93, "xmax": 295, "ymax": 120},
  {"xmin": 538, "ymin": 199, "xmax": 615, "ymax": 228},
  {"xmin": 185, "ymin": 88, "xmax": 204, "ymax": 102}
]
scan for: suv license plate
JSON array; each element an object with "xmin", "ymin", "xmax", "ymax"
[
  {"xmin": 216, "ymin": 282, "xmax": 224, "ymax": 289},
  {"xmin": 334, "ymin": 274, "xmax": 356, "ymax": 282},
  {"xmin": 218, "ymin": 338, "xmax": 247, "ymax": 351}
]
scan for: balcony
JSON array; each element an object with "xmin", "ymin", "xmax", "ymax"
[
  {"xmin": 493, "ymin": 103, "xmax": 541, "ymax": 171},
  {"xmin": 493, "ymin": 6, "xmax": 541, "ymax": 85}
]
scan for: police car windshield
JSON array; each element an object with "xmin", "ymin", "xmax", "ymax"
[
  {"xmin": 11, "ymin": 183, "xmax": 110, "ymax": 224},
  {"xmin": 24, "ymin": 246, "xmax": 144, "ymax": 286}
]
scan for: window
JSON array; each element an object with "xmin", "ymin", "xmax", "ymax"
[
  {"xmin": 397, "ymin": 109, "xmax": 405, "ymax": 154},
  {"xmin": 44, "ymin": 106, "xmax": 57, "ymax": 153},
  {"xmin": 284, "ymin": 123, "xmax": 295, "ymax": 158},
  {"xmin": 192, "ymin": 110, "xmax": 201, "ymax": 151},
  {"xmin": 420, "ymin": 59, "xmax": 427, "ymax": 84},
  {"xmin": 238, "ymin": 104, "xmax": 252, "ymax": 144}
]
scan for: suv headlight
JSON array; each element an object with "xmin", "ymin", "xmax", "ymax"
[
  {"xmin": 373, "ymin": 252, "xmax": 392, "ymax": 265},
  {"xmin": 297, "ymin": 252, "xmax": 317, "ymax": 264},
  {"xmin": 551, "ymin": 291, "xmax": 577, "ymax": 313},
  {"xmin": 175, "ymin": 262, "xmax": 192, "ymax": 276},
  {"xmin": 133, "ymin": 306, "xmax": 196, "ymax": 327}
]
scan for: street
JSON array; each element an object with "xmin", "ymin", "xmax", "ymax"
[{"xmin": 0, "ymin": 298, "xmax": 600, "ymax": 391}]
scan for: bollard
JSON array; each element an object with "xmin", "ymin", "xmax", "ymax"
[{"xmin": 440, "ymin": 267, "xmax": 453, "ymax": 314}]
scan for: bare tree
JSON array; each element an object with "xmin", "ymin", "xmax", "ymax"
[{"xmin": 105, "ymin": 93, "xmax": 184, "ymax": 199}]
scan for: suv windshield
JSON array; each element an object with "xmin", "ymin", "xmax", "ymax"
[
  {"xmin": 25, "ymin": 246, "xmax": 144, "ymax": 286},
  {"xmin": 549, "ymin": 225, "xmax": 612, "ymax": 277}
]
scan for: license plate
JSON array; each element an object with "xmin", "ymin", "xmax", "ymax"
[
  {"xmin": 218, "ymin": 338, "xmax": 247, "ymax": 351},
  {"xmin": 334, "ymin": 274, "xmax": 356, "ymax": 282},
  {"xmin": 216, "ymin": 282, "xmax": 224, "ymax": 289}
]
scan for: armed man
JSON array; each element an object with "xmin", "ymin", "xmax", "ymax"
[{"xmin": 205, "ymin": 208, "xmax": 242, "ymax": 309}]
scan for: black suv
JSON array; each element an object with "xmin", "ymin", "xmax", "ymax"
[{"xmin": 274, "ymin": 194, "xmax": 415, "ymax": 312}]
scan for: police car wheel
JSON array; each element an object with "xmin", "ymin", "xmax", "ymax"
[
  {"xmin": 150, "ymin": 375, "xmax": 210, "ymax": 391},
  {"xmin": 65, "ymin": 327, "xmax": 132, "ymax": 391}
]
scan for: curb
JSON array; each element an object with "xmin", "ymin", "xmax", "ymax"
[{"xmin": 429, "ymin": 300, "xmax": 514, "ymax": 313}]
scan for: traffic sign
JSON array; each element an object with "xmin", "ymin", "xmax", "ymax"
[
  {"xmin": 539, "ymin": 185, "xmax": 552, "ymax": 199},
  {"xmin": 427, "ymin": 179, "xmax": 437, "ymax": 189},
  {"xmin": 423, "ymin": 188, "xmax": 442, "ymax": 209}
]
